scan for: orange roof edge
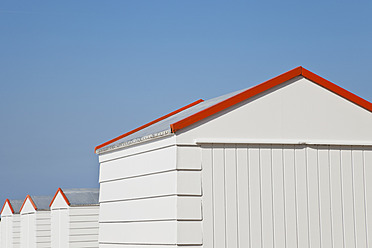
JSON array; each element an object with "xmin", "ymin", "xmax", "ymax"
[
  {"xmin": 0, "ymin": 199, "xmax": 14, "ymax": 215},
  {"xmin": 95, "ymin": 99, "xmax": 204, "ymax": 152},
  {"xmin": 20, "ymin": 195, "xmax": 37, "ymax": 213},
  {"xmin": 49, "ymin": 188, "xmax": 71, "ymax": 207},
  {"xmin": 170, "ymin": 66, "xmax": 372, "ymax": 132}
]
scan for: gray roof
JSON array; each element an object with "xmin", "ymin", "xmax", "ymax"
[
  {"xmin": 8, "ymin": 199, "xmax": 24, "ymax": 214},
  {"xmin": 62, "ymin": 188, "xmax": 99, "ymax": 206},
  {"xmin": 30, "ymin": 195, "xmax": 54, "ymax": 211},
  {"xmin": 98, "ymin": 88, "xmax": 247, "ymax": 153}
]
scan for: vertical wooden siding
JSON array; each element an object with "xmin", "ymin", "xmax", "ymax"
[
  {"xmin": 12, "ymin": 215, "xmax": 21, "ymax": 248},
  {"xmin": 201, "ymin": 144, "xmax": 372, "ymax": 248}
]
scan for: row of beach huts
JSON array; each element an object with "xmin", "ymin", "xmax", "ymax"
[
  {"xmin": 2, "ymin": 67, "xmax": 372, "ymax": 247},
  {"xmin": 0, "ymin": 188, "xmax": 99, "ymax": 248}
]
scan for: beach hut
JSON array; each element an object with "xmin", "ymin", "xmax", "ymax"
[
  {"xmin": 0, "ymin": 199, "xmax": 23, "ymax": 248},
  {"xmin": 50, "ymin": 188, "xmax": 99, "ymax": 248},
  {"xmin": 95, "ymin": 67, "xmax": 372, "ymax": 248},
  {"xmin": 20, "ymin": 195, "xmax": 53, "ymax": 248}
]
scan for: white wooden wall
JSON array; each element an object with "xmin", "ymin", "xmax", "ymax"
[
  {"xmin": 12, "ymin": 215, "xmax": 21, "ymax": 248},
  {"xmin": 51, "ymin": 209, "xmax": 69, "ymax": 248},
  {"xmin": 1, "ymin": 216, "xmax": 14, "ymax": 248},
  {"xmin": 201, "ymin": 144, "xmax": 372, "ymax": 248},
  {"xmin": 21, "ymin": 212, "xmax": 51, "ymax": 248},
  {"xmin": 69, "ymin": 206, "xmax": 99, "ymax": 248},
  {"xmin": 98, "ymin": 138, "xmax": 202, "ymax": 247}
]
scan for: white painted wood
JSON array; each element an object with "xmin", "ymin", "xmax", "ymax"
[
  {"xmin": 236, "ymin": 146, "xmax": 250, "ymax": 248},
  {"xmin": 272, "ymin": 146, "xmax": 286, "ymax": 248},
  {"xmin": 365, "ymin": 148, "xmax": 372, "ymax": 247},
  {"xmin": 329, "ymin": 147, "xmax": 344, "ymax": 248},
  {"xmin": 212, "ymin": 146, "xmax": 226, "ymax": 248},
  {"xmin": 295, "ymin": 146, "xmax": 309, "ymax": 248},
  {"xmin": 99, "ymin": 221, "xmax": 201, "ymax": 245},
  {"xmin": 261, "ymin": 145, "xmax": 274, "ymax": 248},
  {"xmin": 98, "ymin": 135, "xmax": 176, "ymax": 163},
  {"xmin": 100, "ymin": 170, "xmax": 201, "ymax": 202},
  {"xmin": 1, "ymin": 201, "xmax": 14, "ymax": 217},
  {"xmin": 177, "ymin": 146, "xmax": 202, "ymax": 170},
  {"xmin": 283, "ymin": 146, "xmax": 297, "ymax": 248},
  {"xmin": 99, "ymin": 146, "xmax": 177, "ymax": 183},
  {"xmin": 20, "ymin": 199, "xmax": 36, "ymax": 215},
  {"xmin": 248, "ymin": 146, "xmax": 261, "ymax": 248},
  {"xmin": 50, "ymin": 192, "xmax": 69, "ymax": 210},
  {"xmin": 201, "ymin": 146, "xmax": 214, "ymax": 248},
  {"xmin": 341, "ymin": 148, "xmax": 356, "ymax": 248},
  {"xmin": 69, "ymin": 206, "xmax": 99, "ymax": 247},
  {"xmin": 51, "ymin": 209, "xmax": 69, "ymax": 248},
  {"xmin": 353, "ymin": 148, "xmax": 368, "ymax": 248},
  {"xmin": 307, "ymin": 146, "xmax": 321, "ymax": 248},
  {"xmin": 177, "ymin": 77, "xmax": 372, "ymax": 145}
]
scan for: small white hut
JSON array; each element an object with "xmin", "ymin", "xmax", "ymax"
[
  {"xmin": 95, "ymin": 67, "xmax": 372, "ymax": 248},
  {"xmin": 50, "ymin": 188, "xmax": 99, "ymax": 248},
  {"xmin": 20, "ymin": 195, "xmax": 53, "ymax": 248},
  {"xmin": 0, "ymin": 199, "xmax": 23, "ymax": 248}
]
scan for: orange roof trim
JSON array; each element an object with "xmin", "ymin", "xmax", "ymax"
[
  {"xmin": 0, "ymin": 199, "xmax": 14, "ymax": 215},
  {"xmin": 95, "ymin": 99, "xmax": 204, "ymax": 152},
  {"xmin": 19, "ymin": 195, "xmax": 37, "ymax": 213},
  {"xmin": 49, "ymin": 188, "xmax": 71, "ymax": 207},
  {"xmin": 170, "ymin": 66, "xmax": 372, "ymax": 132},
  {"xmin": 95, "ymin": 66, "xmax": 372, "ymax": 152}
]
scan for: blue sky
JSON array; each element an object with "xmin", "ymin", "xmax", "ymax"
[{"xmin": 0, "ymin": 1, "xmax": 371, "ymax": 205}]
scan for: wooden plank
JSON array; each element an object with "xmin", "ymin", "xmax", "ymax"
[
  {"xmin": 225, "ymin": 146, "xmax": 238, "ymax": 248},
  {"xmin": 99, "ymin": 196, "xmax": 201, "ymax": 222},
  {"xmin": 237, "ymin": 146, "xmax": 250, "ymax": 248},
  {"xmin": 364, "ymin": 148, "xmax": 372, "ymax": 247},
  {"xmin": 260, "ymin": 145, "xmax": 274, "ymax": 248},
  {"xmin": 201, "ymin": 146, "xmax": 214, "ymax": 248},
  {"xmin": 98, "ymin": 221, "xmax": 179, "ymax": 244},
  {"xmin": 318, "ymin": 146, "xmax": 333, "ymax": 248},
  {"xmin": 341, "ymin": 148, "xmax": 356, "ymax": 248},
  {"xmin": 212, "ymin": 146, "xmax": 226, "ymax": 248},
  {"xmin": 100, "ymin": 171, "xmax": 200, "ymax": 202},
  {"xmin": 295, "ymin": 146, "xmax": 309, "ymax": 248},
  {"xmin": 100, "ymin": 146, "xmax": 177, "ymax": 182},
  {"xmin": 283, "ymin": 145, "xmax": 297, "ymax": 248},
  {"xmin": 329, "ymin": 147, "xmax": 344, "ymax": 248},
  {"xmin": 272, "ymin": 145, "xmax": 286, "ymax": 248},
  {"xmin": 249, "ymin": 146, "xmax": 262, "ymax": 248},
  {"xmin": 352, "ymin": 148, "xmax": 367, "ymax": 248}
]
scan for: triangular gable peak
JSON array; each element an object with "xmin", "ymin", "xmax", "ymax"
[
  {"xmin": 96, "ymin": 67, "xmax": 372, "ymax": 153},
  {"xmin": 49, "ymin": 188, "xmax": 70, "ymax": 210},
  {"xmin": 20, "ymin": 195, "xmax": 37, "ymax": 214},
  {"xmin": 1, "ymin": 199, "xmax": 14, "ymax": 216}
]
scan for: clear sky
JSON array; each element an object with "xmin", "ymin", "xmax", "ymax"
[{"xmin": 0, "ymin": 1, "xmax": 371, "ymax": 205}]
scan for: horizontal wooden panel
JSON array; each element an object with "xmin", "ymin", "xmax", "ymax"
[
  {"xmin": 69, "ymin": 206, "xmax": 99, "ymax": 216},
  {"xmin": 100, "ymin": 196, "xmax": 201, "ymax": 222},
  {"xmin": 99, "ymin": 221, "xmax": 202, "ymax": 245},
  {"xmin": 100, "ymin": 171, "xmax": 201, "ymax": 202},
  {"xmin": 99, "ymin": 244, "xmax": 203, "ymax": 248},
  {"xmin": 70, "ymin": 227, "xmax": 99, "ymax": 236},
  {"xmin": 100, "ymin": 146, "xmax": 177, "ymax": 182},
  {"xmin": 70, "ymin": 221, "xmax": 99, "ymax": 229},
  {"xmin": 70, "ymin": 215, "xmax": 99, "ymax": 222},
  {"xmin": 70, "ymin": 241, "xmax": 99, "ymax": 248},
  {"xmin": 69, "ymin": 234, "xmax": 98, "ymax": 242}
]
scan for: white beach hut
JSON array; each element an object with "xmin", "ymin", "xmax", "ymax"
[
  {"xmin": 20, "ymin": 195, "xmax": 53, "ymax": 248},
  {"xmin": 50, "ymin": 188, "xmax": 99, "ymax": 248},
  {"xmin": 95, "ymin": 67, "xmax": 372, "ymax": 248},
  {"xmin": 0, "ymin": 199, "xmax": 23, "ymax": 248}
]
